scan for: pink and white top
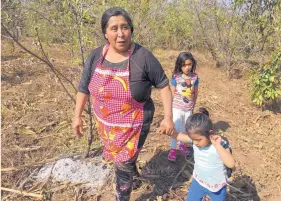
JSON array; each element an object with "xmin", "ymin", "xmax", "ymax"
[{"xmin": 171, "ymin": 73, "xmax": 199, "ymax": 112}]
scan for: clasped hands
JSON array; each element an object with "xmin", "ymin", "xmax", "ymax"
[{"xmin": 157, "ymin": 117, "xmax": 175, "ymax": 136}]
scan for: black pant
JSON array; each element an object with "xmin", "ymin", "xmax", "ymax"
[{"xmin": 115, "ymin": 124, "xmax": 150, "ymax": 201}]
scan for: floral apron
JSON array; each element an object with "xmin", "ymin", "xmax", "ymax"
[{"xmin": 88, "ymin": 44, "xmax": 144, "ymax": 163}]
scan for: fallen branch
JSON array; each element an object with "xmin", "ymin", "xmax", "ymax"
[
  {"xmin": 169, "ymin": 190, "xmax": 184, "ymax": 201},
  {"xmin": 227, "ymin": 183, "xmax": 251, "ymax": 195},
  {"xmin": 74, "ymin": 187, "xmax": 83, "ymax": 201},
  {"xmin": 169, "ymin": 159, "xmax": 192, "ymax": 191},
  {"xmin": 36, "ymin": 27, "xmax": 77, "ymax": 101},
  {"xmin": 1, "ymin": 22, "xmax": 77, "ymax": 104},
  {"xmin": 1, "ymin": 187, "xmax": 43, "ymax": 199},
  {"xmin": 1, "ymin": 34, "xmax": 14, "ymax": 40},
  {"xmin": 14, "ymin": 145, "xmax": 42, "ymax": 152},
  {"xmin": 184, "ymin": 157, "xmax": 195, "ymax": 166},
  {"xmin": 268, "ymin": 119, "xmax": 279, "ymax": 135}
]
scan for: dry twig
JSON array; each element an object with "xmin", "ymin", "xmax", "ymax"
[
  {"xmin": 227, "ymin": 184, "xmax": 250, "ymax": 195},
  {"xmin": 1, "ymin": 22, "xmax": 77, "ymax": 104},
  {"xmin": 169, "ymin": 159, "xmax": 191, "ymax": 191},
  {"xmin": 1, "ymin": 187, "xmax": 43, "ymax": 199}
]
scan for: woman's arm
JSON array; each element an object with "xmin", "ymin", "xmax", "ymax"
[
  {"xmin": 159, "ymin": 84, "xmax": 174, "ymax": 135},
  {"xmin": 171, "ymin": 85, "xmax": 176, "ymax": 97},
  {"xmin": 211, "ymin": 135, "xmax": 235, "ymax": 168},
  {"xmin": 74, "ymin": 47, "xmax": 100, "ymax": 136},
  {"xmin": 73, "ymin": 92, "xmax": 89, "ymax": 137}
]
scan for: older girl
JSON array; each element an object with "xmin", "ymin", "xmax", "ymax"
[{"xmin": 168, "ymin": 52, "xmax": 199, "ymax": 161}]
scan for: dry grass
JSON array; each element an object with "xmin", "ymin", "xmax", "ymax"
[{"xmin": 1, "ymin": 41, "xmax": 281, "ymax": 201}]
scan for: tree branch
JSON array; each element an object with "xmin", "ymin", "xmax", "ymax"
[
  {"xmin": 70, "ymin": 3, "xmax": 94, "ymax": 158},
  {"xmin": 35, "ymin": 28, "xmax": 77, "ymax": 93},
  {"xmin": 193, "ymin": 2, "xmax": 218, "ymax": 61},
  {"xmin": 2, "ymin": 22, "xmax": 76, "ymax": 104}
]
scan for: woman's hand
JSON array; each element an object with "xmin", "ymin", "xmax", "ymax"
[
  {"xmin": 159, "ymin": 85, "xmax": 174, "ymax": 135},
  {"xmin": 73, "ymin": 92, "xmax": 89, "ymax": 137},
  {"xmin": 159, "ymin": 117, "xmax": 174, "ymax": 136},
  {"xmin": 72, "ymin": 116, "xmax": 83, "ymax": 137},
  {"xmin": 210, "ymin": 135, "xmax": 222, "ymax": 147}
]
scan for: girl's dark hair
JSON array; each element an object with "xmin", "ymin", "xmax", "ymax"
[
  {"xmin": 185, "ymin": 110, "xmax": 213, "ymax": 137},
  {"xmin": 101, "ymin": 7, "xmax": 134, "ymax": 35},
  {"xmin": 199, "ymin": 107, "xmax": 209, "ymax": 117},
  {"xmin": 173, "ymin": 52, "xmax": 197, "ymax": 75}
]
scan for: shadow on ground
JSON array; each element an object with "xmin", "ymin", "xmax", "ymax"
[
  {"xmin": 135, "ymin": 149, "xmax": 193, "ymax": 201},
  {"xmin": 134, "ymin": 140, "xmax": 261, "ymax": 201},
  {"xmin": 227, "ymin": 174, "xmax": 261, "ymax": 201},
  {"xmin": 214, "ymin": 121, "xmax": 231, "ymax": 133},
  {"xmin": 263, "ymin": 99, "xmax": 281, "ymax": 114}
]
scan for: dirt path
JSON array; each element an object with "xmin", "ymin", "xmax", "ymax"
[
  {"xmin": 149, "ymin": 49, "xmax": 281, "ymax": 201},
  {"xmin": 192, "ymin": 53, "xmax": 281, "ymax": 201},
  {"xmin": 88, "ymin": 49, "xmax": 281, "ymax": 201},
  {"xmin": 1, "ymin": 43, "xmax": 280, "ymax": 201}
]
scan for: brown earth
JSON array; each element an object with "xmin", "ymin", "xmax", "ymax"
[{"xmin": 1, "ymin": 40, "xmax": 281, "ymax": 201}]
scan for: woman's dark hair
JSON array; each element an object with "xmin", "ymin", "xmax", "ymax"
[
  {"xmin": 173, "ymin": 52, "xmax": 197, "ymax": 75},
  {"xmin": 185, "ymin": 110, "xmax": 213, "ymax": 137},
  {"xmin": 101, "ymin": 7, "xmax": 134, "ymax": 35}
]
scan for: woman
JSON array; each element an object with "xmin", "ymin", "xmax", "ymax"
[{"xmin": 73, "ymin": 7, "xmax": 173, "ymax": 201}]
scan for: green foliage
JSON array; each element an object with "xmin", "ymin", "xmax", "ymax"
[
  {"xmin": 251, "ymin": 50, "xmax": 281, "ymax": 106},
  {"xmin": 2, "ymin": 0, "xmax": 281, "ymax": 108},
  {"xmin": 1, "ymin": 0, "xmax": 25, "ymax": 39},
  {"xmin": 156, "ymin": 1, "xmax": 193, "ymax": 49}
]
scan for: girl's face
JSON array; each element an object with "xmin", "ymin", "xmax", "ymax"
[
  {"xmin": 105, "ymin": 15, "xmax": 132, "ymax": 53},
  {"xmin": 188, "ymin": 132, "xmax": 210, "ymax": 147},
  {"xmin": 181, "ymin": 59, "xmax": 193, "ymax": 75}
]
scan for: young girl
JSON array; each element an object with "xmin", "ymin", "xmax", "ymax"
[
  {"xmin": 159, "ymin": 109, "xmax": 235, "ymax": 201},
  {"xmin": 168, "ymin": 52, "xmax": 199, "ymax": 161}
]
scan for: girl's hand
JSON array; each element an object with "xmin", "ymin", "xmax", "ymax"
[
  {"xmin": 72, "ymin": 116, "xmax": 83, "ymax": 137},
  {"xmin": 157, "ymin": 125, "xmax": 177, "ymax": 139},
  {"xmin": 211, "ymin": 135, "xmax": 235, "ymax": 168},
  {"xmin": 210, "ymin": 135, "xmax": 222, "ymax": 147},
  {"xmin": 157, "ymin": 125, "xmax": 167, "ymax": 135}
]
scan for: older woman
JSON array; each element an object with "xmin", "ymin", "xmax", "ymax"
[{"xmin": 73, "ymin": 7, "xmax": 173, "ymax": 201}]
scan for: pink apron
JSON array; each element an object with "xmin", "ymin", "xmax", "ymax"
[{"xmin": 88, "ymin": 44, "xmax": 145, "ymax": 163}]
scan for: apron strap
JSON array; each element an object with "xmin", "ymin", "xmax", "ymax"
[
  {"xmin": 100, "ymin": 43, "xmax": 133, "ymax": 70},
  {"xmin": 98, "ymin": 44, "xmax": 110, "ymax": 67}
]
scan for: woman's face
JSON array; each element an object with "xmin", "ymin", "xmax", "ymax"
[{"xmin": 105, "ymin": 15, "xmax": 132, "ymax": 53}]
